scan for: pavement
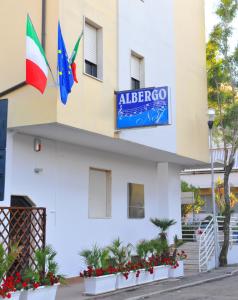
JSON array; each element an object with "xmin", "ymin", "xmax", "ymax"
[
  {"xmin": 56, "ymin": 265, "xmax": 238, "ymax": 300},
  {"xmin": 144, "ymin": 274, "xmax": 238, "ymax": 300}
]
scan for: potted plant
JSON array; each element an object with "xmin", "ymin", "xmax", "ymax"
[
  {"xmin": 80, "ymin": 245, "xmax": 117, "ymax": 295},
  {"xmin": 135, "ymin": 240, "xmax": 154, "ymax": 285},
  {"xmin": 149, "ymin": 239, "xmax": 169, "ymax": 281},
  {"xmin": 107, "ymin": 238, "xmax": 136, "ymax": 289},
  {"xmin": 20, "ymin": 245, "xmax": 62, "ymax": 300},
  {"xmin": 150, "ymin": 218, "xmax": 176, "ymax": 241},
  {"xmin": 0, "ymin": 275, "xmax": 22, "ymax": 300},
  {"xmin": 0, "ymin": 243, "xmax": 22, "ymax": 300},
  {"xmin": 168, "ymin": 235, "xmax": 186, "ymax": 278}
]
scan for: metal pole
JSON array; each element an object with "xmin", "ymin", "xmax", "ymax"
[{"xmin": 209, "ymin": 127, "xmax": 219, "ymax": 268}]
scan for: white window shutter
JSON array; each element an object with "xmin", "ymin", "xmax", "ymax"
[
  {"xmin": 89, "ymin": 169, "xmax": 111, "ymax": 218},
  {"xmin": 131, "ymin": 55, "xmax": 140, "ymax": 80},
  {"xmin": 85, "ymin": 23, "xmax": 97, "ymax": 64}
]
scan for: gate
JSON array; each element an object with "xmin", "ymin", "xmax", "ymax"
[{"xmin": 0, "ymin": 207, "xmax": 46, "ymax": 275}]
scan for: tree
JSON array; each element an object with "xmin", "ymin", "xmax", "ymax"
[
  {"xmin": 215, "ymin": 176, "xmax": 238, "ymax": 214},
  {"xmin": 206, "ymin": 0, "xmax": 238, "ymax": 266},
  {"xmin": 181, "ymin": 181, "xmax": 205, "ymax": 218}
]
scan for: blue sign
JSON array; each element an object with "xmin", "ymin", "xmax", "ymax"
[
  {"xmin": 116, "ymin": 86, "xmax": 169, "ymax": 129},
  {"xmin": 0, "ymin": 99, "xmax": 8, "ymax": 201}
]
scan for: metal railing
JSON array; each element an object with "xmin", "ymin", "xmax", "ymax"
[
  {"xmin": 216, "ymin": 216, "xmax": 238, "ymax": 245},
  {"xmin": 199, "ymin": 218, "xmax": 215, "ymax": 272},
  {"xmin": 182, "ymin": 216, "xmax": 238, "ymax": 273},
  {"xmin": 182, "ymin": 218, "xmax": 211, "ymax": 242}
]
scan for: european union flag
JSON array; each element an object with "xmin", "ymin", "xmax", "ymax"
[{"xmin": 58, "ymin": 22, "xmax": 74, "ymax": 104}]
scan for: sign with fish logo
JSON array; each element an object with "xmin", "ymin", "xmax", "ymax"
[{"xmin": 116, "ymin": 86, "xmax": 169, "ymax": 129}]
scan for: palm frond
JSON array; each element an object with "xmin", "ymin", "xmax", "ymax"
[{"xmin": 150, "ymin": 218, "xmax": 176, "ymax": 232}]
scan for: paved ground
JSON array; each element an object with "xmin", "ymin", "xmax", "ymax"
[
  {"xmin": 56, "ymin": 266, "xmax": 238, "ymax": 300},
  {"xmin": 147, "ymin": 275, "xmax": 238, "ymax": 300}
]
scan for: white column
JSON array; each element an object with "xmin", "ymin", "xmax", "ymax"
[{"xmin": 157, "ymin": 162, "xmax": 182, "ymax": 244}]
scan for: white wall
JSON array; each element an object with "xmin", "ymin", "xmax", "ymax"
[
  {"xmin": 157, "ymin": 163, "xmax": 182, "ymax": 243},
  {"xmin": 181, "ymin": 172, "xmax": 238, "ymax": 189},
  {"xmin": 227, "ymin": 245, "xmax": 238, "ymax": 265},
  {"xmin": 117, "ymin": 0, "xmax": 177, "ymax": 153},
  {"xmin": 4, "ymin": 133, "xmax": 182, "ymax": 277}
]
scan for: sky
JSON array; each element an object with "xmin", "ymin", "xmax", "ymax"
[{"xmin": 205, "ymin": 0, "xmax": 238, "ymax": 50}]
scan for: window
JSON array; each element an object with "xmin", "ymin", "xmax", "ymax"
[
  {"xmin": 84, "ymin": 20, "xmax": 103, "ymax": 80},
  {"xmin": 128, "ymin": 183, "xmax": 145, "ymax": 218},
  {"xmin": 201, "ymin": 195, "xmax": 213, "ymax": 213},
  {"xmin": 131, "ymin": 78, "xmax": 140, "ymax": 90},
  {"xmin": 85, "ymin": 60, "xmax": 97, "ymax": 77},
  {"xmin": 131, "ymin": 53, "xmax": 143, "ymax": 89},
  {"xmin": 88, "ymin": 168, "xmax": 111, "ymax": 218}
]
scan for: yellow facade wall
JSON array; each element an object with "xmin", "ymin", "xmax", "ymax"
[
  {"xmin": 0, "ymin": 0, "xmax": 58, "ymax": 127},
  {"xmin": 57, "ymin": 0, "xmax": 117, "ymax": 137},
  {"xmin": 174, "ymin": 0, "xmax": 209, "ymax": 162},
  {"xmin": 1, "ymin": 0, "xmax": 117, "ymax": 137}
]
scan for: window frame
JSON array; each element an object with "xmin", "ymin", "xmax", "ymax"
[
  {"xmin": 83, "ymin": 17, "xmax": 103, "ymax": 81},
  {"xmin": 130, "ymin": 51, "xmax": 144, "ymax": 90}
]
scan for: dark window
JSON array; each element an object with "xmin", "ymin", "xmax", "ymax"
[
  {"xmin": 131, "ymin": 78, "xmax": 140, "ymax": 90},
  {"xmin": 128, "ymin": 183, "xmax": 145, "ymax": 219},
  {"xmin": 85, "ymin": 60, "xmax": 97, "ymax": 78}
]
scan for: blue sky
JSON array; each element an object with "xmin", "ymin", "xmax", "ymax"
[{"xmin": 205, "ymin": 0, "xmax": 238, "ymax": 50}]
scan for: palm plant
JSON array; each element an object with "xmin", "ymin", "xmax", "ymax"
[
  {"xmin": 171, "ymin": 235, "xmax": 184, "ymax": 259},
  {"xmin": 150, "ymin": 218, "xmax": 176, "ymax": 241},
  {"xmin": 0, "ymin": 243, "xmax": 21, "ymax": 282},
  {"xmin": 107, "ymin": 238, "xmax": 132, "ymax": 266},
  {"xmin": 136, "ymin": 240, "xmax": 153, "ymax": 260},
  {"xmin": 24, "ymin": 245, "xmax": 62, "ymax": 285},
  {"xmin": 80, "ymin": 245, "xmax": 110, "ymax": 269}
]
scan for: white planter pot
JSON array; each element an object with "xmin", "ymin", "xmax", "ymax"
[
  {"xmin": 116, "ymin": 271, "xmax": 137, "ymax": 289},
  {"xmin": 169, "ymin": 261, "xmax": 184, "ymax": 278},
  {"xmin": 19, "ymin": 284, "xmax": 59, "ymax": 300},
  {"xmin": 0, "ymin": 291, "xmax": 21, "ymax": 300},
  {"xmin": 153, "ymin": 265, "xmax": 169, "ymax": 281},
  {"xmin": 136, "ymin": 269, "xmax": 154, "ymax": 285},
  {"xmin": 84, "ymin": 274, "xmax": 117, "ymax": 295}
]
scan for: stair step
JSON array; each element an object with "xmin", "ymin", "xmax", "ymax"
[
  {"xmin": 185, "ymin": 262, "xmax": 199, "ymax": 266},
  {"xmin": 184, "ymin": 266, "xmax": 199, "ymax": 271},
  {"xmin": 185, "ymin": 258, "xmax": 199, "ymax": 261}
]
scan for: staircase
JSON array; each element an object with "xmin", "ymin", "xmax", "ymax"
[
  {"xmin": 181, "ymin": 218, "xmax": 215, "ymax": 274},
  {"xmin": 181, "ymin": 216, "xmax": 238, "ymax": 274},
  {"xmin": 179, "ymin": 242, "xmax": 200, "ymax": 275}
]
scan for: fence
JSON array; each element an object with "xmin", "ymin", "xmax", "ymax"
[{"xmin": 0, "ymin": 206, "xmax": 46, "ymax": 276}]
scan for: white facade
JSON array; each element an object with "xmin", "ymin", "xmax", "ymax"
[
  {"xmin": 3, "ymin": 132, "xmax": 182, "ymax": 277},
  {"xmin": 1, "ymin": 0, "xmax": 208, "ymax": 278},
  {"xmin": 118, "ymin": 0, "xmax": 177, "ymax": 152}
]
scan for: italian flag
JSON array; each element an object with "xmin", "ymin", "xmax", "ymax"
[{"xmin": 26, "ymin": 15, "xmax": 48, "ymax": 94}]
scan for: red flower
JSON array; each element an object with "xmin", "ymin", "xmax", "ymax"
[{"xmin": 33, "ymin": 282, "xmax": 40, "ymax": 289}]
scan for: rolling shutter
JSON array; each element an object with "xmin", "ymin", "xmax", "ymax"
[
  {"xmin": 88, "ymin": 168, "xmax": 111, "ymax": 218},
  {"xmin": 85, "ymin": 23, "xmax": 97, "ymax": 64},
  {"xmin": 131, "ymin": 55, "xmax": 140, "ymax": 80}
]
